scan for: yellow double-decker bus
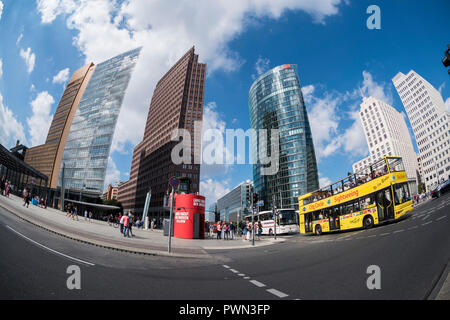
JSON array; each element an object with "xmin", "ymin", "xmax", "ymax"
[{"xmin": 298, "ymin": 157, "xmax": 413, "ymax": 235}]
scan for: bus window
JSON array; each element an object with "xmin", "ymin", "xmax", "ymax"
[
  {"xmin": 387, "ymin": 157, "xmax": 405, "ymax": 173},
  {"xmin": 394, "ymin": 183, "xmax": 411, "ymax": 205},
  {"xmin": 353, "ymin": 199, "xmax": 361, "ymax": 212},
  {"xmin": 360, "ymin": 194, "xmax": 375, "ymax": 209}
]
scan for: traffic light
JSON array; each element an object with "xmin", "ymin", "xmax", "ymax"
[
  {"xmin": 253, "ymin": 193, "xmax": 258, "ymax": 204},
  {"xmin": 443, "ymin": 44, "xmax": 450, "ymax": 75}
]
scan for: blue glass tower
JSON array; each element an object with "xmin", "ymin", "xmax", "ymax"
[
  {"xmin": 249, "ymin": 64, "xmax": 319, "ymax": 210},
  {"xmin": 59, "ymin": 47, "xmax": 141, "ymax": 192}
]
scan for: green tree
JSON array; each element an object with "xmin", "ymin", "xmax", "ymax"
[{"xmin": 103, "ymin": 199, "xmax": 123, "ymax": 210}]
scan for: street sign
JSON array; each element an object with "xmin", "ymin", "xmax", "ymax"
[
  {"xmin": 169, "ymin": 176, "xmax": 179, "ymax": 189},
  {"xmin": 256, "ymin": 200, "xmax": 264, "ymax": 207}
]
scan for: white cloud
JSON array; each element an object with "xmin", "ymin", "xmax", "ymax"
[
  {"xmin": 303, "ymin": 71, "xmax": 390, "ymax": 162},
  {"xmin": 104, "ymin": 156, "xmax": 121, "ymax": 189},
  {"xmin": 200, "ymin": 178, "xmax": 231, "ymax": 210},
  {"xmin": 52, "ymin": 68, "xmax": 70, "ymax": 84},
  {"xmin": 26, "ymin": 91, "xmax": 55, "ymax": 147},
  {"xmin": 16, "ymin": 33, "xmax": 24, "ymax": 46},
  {"xmin": 35, "ymin": 0, "xmax": 345, "ymax": 158},
  {"xmin": 20, "ymin": 47, "xmax": 36, "ymax": 74},
  {"xmin": 0, "ymin": 1, "xmax": 3, "ymax": 21},
  {"xmin": 0, "ymin": 93, "xmax": 27, "ymax": 148},
  {"xmin": 359, "ymin": 70, "xmax": 393, "ymax": 105},
  {"xmin": 253, "ymin": 56, "xmax": 270, "ymax": 79},
  {"xmin": 319, "ymin": 175, "xmax": 332, "ymax": 188}
]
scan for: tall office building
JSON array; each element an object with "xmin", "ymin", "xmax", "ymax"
[
  {"xmin": 58, "ymin": 48, "xmax": 141, "ymax": 193},
  {"xmin": 25, "ymin": 63, "xmax": 96, "ymax": 190},
  {"xmin": 119, "ymin": 47, "xmax": 206, "ymax": 219},
  {"xmin": 249, "ymin": 64, "xmax": 319, "ymax": 210},
  {"xmin": 392, "ymin": 70, "xmax": 450, "ymax": 189},
  {"xmin": 352, "ymin": 96, "xmax": 419, "ymax": 193},
  {"xmin": 216, "ymin": 180, "xmax": 253, "ymax": 222}
]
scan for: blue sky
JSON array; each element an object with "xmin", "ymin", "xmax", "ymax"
[{"xmin": 0, "ymin": 0, "xmax": 449, "ymax": 208}]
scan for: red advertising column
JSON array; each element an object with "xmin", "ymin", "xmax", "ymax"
[{"xmin": 174, "ymin": 194, "xmax": 205, "ymax": 239}]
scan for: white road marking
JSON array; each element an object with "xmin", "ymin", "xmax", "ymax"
[
  {"xmin": 368, "ymin": 235, "xmax": 377, "ymax": 238},
  {"xmin": 243, "ymin": 277, "xmax": 250, "ymax": 280},
  {"xmin": 249, "ymin": 280, "xmax": 266, "ymax": 288},
  {"xmin": 436, "ymin": 216, "xmax": 447, "ymax": 221},
  {"xmin": 222, "ymin": 265, "xmax": 230, "ymax": 269},
  {"xmin": 380, "ymin": 233, "xmax": 390, "ymax": 236},
  {"xmin": 5, "ymin": 225, "xmax": 95, "ymax": 266},
  {"xmin": 229, "ymin": 269, "xmax": 239, "ymax": 273},
  {"xmin": 421, "ymin": 221, "xmax": 432, "ymax": 226},
  {"xmin": 266, "ymin": 288, "xmax": 289, "ymax": 298},
  {"xmin": 408, "ymin": 225, "xmax": 418, "ymax": 230},
  {"xmin": 238, "ymin": 274, "xmax": 245, "ymax": 277},
  {"xmin": 393, "ymin": 229, "xmax": 404, "ymax": 233}
]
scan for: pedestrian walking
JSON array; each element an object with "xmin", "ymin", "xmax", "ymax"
[
  {"xmin": 128, "ymin": 212, "xmax": 134, "ymax": 237},
  {"xmin": 84, "ymin": 210, "xmax": 88, "ymax": 221},
  {"xmin": 242, "ymin": 220, "xmax": 247, "ymax": 241},
  {"xmin": 88, "ymin": 211, "xmax": 92, "ymax": 222},
  {"xmin": 119, "ymin": 213, "xmax": 124, "ymax": 233},
  {"xmin": 257, "ymin": 221, "xmax": 262, "ymax": 240},
  {"xmin": 24, "ymin": 190, "xmax": 30, "ymax": 208}
]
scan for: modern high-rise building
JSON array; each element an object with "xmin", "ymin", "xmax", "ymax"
[
  {"xmin": 216, "ymin": 180, "xmax": 253, "ymax": 222},
  {"xmin": 119, "ymin": 47, "xmax": 206, "ymax": 219},
  {"xmin": 58, "ymin": 48, "xmax": 141, "ymax": 193},
  {"xmin": 249, "ymin": 64, "xmax": 319, "ymax": 210},
  {"xmin": 25, "ymin": 63, "xmax": 95, "ymax": 190},
  {"xmin": 352, "ymin": 96, "xmax": 419, "ymax": 193},
  {"xmin": 392, "ymin": 70, "xmax": 450, "ymax": 189}
]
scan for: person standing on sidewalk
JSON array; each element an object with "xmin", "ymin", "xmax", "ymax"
[
  {"xmin": 223, "ymin": 222, "xmax": 229, "ymax": 241},
  {"xmin": 84, "ymin": 210, "xmax": 88, "ymax": 221},
  {"xmin": 242, "ymin": 220, "xmax": 247, "ymax": 241},
  {"xmin": 0, "ymin": 176, "xmax": 5, "ymax": 196},
  {"xmin": 229, "ymin": 222, "xmax": 235, "ymax": 240},
  {"xmin": 119, "ymin": 213, "xmax": 124, "ymax": 234},
  {"xmin": 122, "ymin": 213, "xmax": 130, "ymax": 238},
  {"xmin": 216, "ymin": 221, "xmax": 222, "ymax": 240}
]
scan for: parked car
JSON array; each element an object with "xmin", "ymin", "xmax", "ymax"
[{"xmin": 431, "ymin": 179, "xmax": 450, "ymax": 198}]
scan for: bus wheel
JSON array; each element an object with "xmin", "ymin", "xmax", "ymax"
[
  {"xmin": 269, "ymin": 229, "xmax": 273, "ymax": 236},
  {"xmin": 315, "ymin": 225, "xmax": 322, "ymax": 236},
  {"xmin": 364, "ymin": 216, "xmax": 374, "ymax": 229}
]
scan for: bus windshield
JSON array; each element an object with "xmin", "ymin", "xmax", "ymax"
[{"xmin": 278, "ymin": 210, "xmax": 298, "ymax": 225}]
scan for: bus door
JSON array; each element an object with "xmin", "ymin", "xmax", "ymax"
[
  {"xmin": 304, "ymin": 213, "xmax": 313, "ymax": 233},
  {"xmin": 376, "ymin": 188, "xmax": 394, "ymax": 221},
  {"xmin": 330, "ymin": 207, "xmax": 340, "ymax": 230}
]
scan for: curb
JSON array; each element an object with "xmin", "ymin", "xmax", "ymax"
[{"xmin": 0, "ymin": 200, "xmax": 210, "ymax": 260}]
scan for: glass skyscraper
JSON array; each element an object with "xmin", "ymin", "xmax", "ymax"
[
  {"xmin": 249, "ymin": 64, "xmax": 319, "ymax": 210},
  {"xmin": 59, "ymin": 48, "xmax": 141, "ymax": 192}
]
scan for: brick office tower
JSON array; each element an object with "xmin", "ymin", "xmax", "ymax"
[{"xmin": 119, "ymin": 47, "xmax": 206, "ymax": 220}]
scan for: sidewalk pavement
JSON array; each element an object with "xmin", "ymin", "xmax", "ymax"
[{"xmin": 0, "ymin": 194, "xmax": 284, "ymax": 259}]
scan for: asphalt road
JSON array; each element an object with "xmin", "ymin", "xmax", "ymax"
[{"xmin": 0, "ymin": 193, "xmax": 449, "ymax": 300}]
